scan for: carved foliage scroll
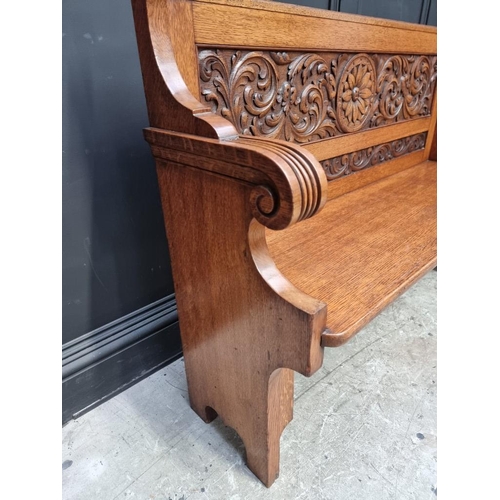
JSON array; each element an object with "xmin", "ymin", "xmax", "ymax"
[
  {"xmin": 199, "ymin": 50, "xmax": 437, "ymax": 144},
  {"xmin": 321, "ymin": 133, "xmax": 427, "ymax": 181}
]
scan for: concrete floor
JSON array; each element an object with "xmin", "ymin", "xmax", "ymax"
[{"xmin": 62, "ymin": 271, "xmax": 437, "ymax": 500}]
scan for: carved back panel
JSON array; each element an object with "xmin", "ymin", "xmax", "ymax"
[
  {"xmin": 198, "ymin": 48, "xmax": 437, "ymax": 181},
  {"xmin": 199, "ymin": 49, "xmax": 436, "ymax": 144}
]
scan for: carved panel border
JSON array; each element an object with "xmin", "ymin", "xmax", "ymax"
[
  {"xmin": 198, "ymin": 49, "xmax": 437, "ymax": 144},
  {"xmin": 321, "ymin": 132, "xmax": 427, "ymax": 181}
]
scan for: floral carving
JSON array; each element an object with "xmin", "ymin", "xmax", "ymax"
[
  {"xmin": 321, "ymin": 133, "xmax": 427, "ymax": 181},
  {"xmin": 199, "ymin": 49, "xmax": 437, "ymax": 144},
  {"xmin": 337, "ymin": 55, "xmax": 376, "ymax": 132},
  {"xmin": 276, "ymin": 81, "xmax": 296, "ymax": 115},
  {"xmin": 199, "ymin": 50, "xmax": 338, "ymax": 142},
  {"xmin": 372, "ymin": 55, "xmax": 437, "ymax": 127},
  {"xmin": 198, "ymin": 51, "xmax": 278, "ymax": 135}
]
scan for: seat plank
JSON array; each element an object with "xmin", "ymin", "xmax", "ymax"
[{"xmin": 266, "ymin": 160, "xmax": 437, "ymax": 346}]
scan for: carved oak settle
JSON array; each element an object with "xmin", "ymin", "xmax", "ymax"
[{"xmin": 131, "ymin": 0, "xmax": 437, "ymax": 487}]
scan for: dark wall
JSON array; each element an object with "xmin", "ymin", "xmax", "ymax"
[
  {"xmin": 278, "ymin": 0, "xmax": 436, "ymax": 25},
  {"xmin": 62, "ymin": 0, "xmax": 435, "ymax": 423},
  {"xmin": 62, "ymin": 0, "xmax": 181, "ymax": 423},
  {"xmin": 337, "ymin": 0, "xmax": 435, "ymax": 24},
  {"xmin": 62, "ymin": 0, "xmax": 174, "ymax": 341},
  {"xmin": 427, "ymin": 0, "xmax": 437, "ymax": 26}
]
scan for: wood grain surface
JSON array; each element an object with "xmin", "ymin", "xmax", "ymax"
[
  {"xmin": 193, "ymin": 1, "xmax": 437, "ymax": 53},
  {"xmin": 304, "ymin": 118, "xmax": 432, "ymax": 161},
  {"xmin": 198, "ymin": 50, "xmax": 436, "ymax": 144},
  {"xmin": 194, "ymin": 0, "xmax": 438, "ymax": 33},
  {"xmin": 156, "ymin": 161, "xmax": 327, "ymax": 486},
  {"xmin": 131, "ymin": 0, "xmax": 238, "ymax": 139},
  {"xmin": 132, "ymin": 0, "xmax": 437, "ymax": 487},
  {"xmin": 267, "ymin": 160, "xmax": 437, "ymax": 347},
  {"xmin": 425, "ymin": 87, "xmax": 438, "ymax": 160}
]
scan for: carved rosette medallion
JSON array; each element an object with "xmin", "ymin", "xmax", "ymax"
[{"xmin": 337, "ymin": 54, "xmax": 376, "ymax": 133}]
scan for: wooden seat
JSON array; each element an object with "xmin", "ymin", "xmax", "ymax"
[
  {"xmin": 131, "ymin": 0, "xmax": 437, "ymax": 487},
  {"xmin": 267, "ymin": 160, "xmax": 437, "ymax": 346}
]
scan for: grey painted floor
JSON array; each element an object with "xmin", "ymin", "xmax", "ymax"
[{"xmin": 62, "ymin": 271, "xmax": 437, "ymax": 500}]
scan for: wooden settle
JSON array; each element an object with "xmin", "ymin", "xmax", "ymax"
[{"xmin": 131, "ymin": 0, "xmax": 437, "ymax": 487}]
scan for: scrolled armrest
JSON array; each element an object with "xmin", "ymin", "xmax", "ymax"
[
  {"xmin": 144, "ymin": 128, "xmax": 327, "ymax": 230},
  {"xmin": 238, "ymin": 137, "xmax": 327, "ymax": 229}
]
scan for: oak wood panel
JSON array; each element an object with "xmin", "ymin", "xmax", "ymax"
[
  {"xmin": 267, "ymin": 160, "xmax": 437, "ymax": 346},
  {"xmin": 132, "ymin": 0, "xmax": 438, "ymax": 487},
  {"xmin": 195, "ymin": 0, "xmax": 437, "ymax": 33},
  {"xmin": 429, "ymin": 128, "xmax": 437, "ymax": 161},
  {"xmin": 144, "ymin": 127, "xmax": 328, "ymax": 230},
  {"xmin": 198, "ymin": 50, "xmax": 436, "ymax": 144},
  {"xmin": 321, "ymin": 133, "xmax": 426, "ymax": 182},
  {"xmin": 424, "ymin": 88, "xmax": 438, "ymax": 160},
  {"xmin": 131, "ymin": 0, "xmax": 238, "ymax": 139},
  {"xmin": 193, "ymin": 2, "xmax": 437, "ymax": 53},
  {"xmin": 164, "ymin": 0, "xmax": 200, "ymax": 97},
  {"xmin": 157, "ymin": 160, "xmax": 326, "ymax": 486},
  {"xmin": 304, "ymin": 118, "xmax": 431, "ymax": 160},
  {"xmin": 326, "ymin": 148, "xmax": 426, "ymax": 199}
]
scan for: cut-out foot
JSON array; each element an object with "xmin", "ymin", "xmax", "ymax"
[
  {"xmin": 243, "ymin": 368, "xmax": 294, "ymax": 487},
  {"xmin": 190, "ymin": 401, "xmax": 218, "ymax": 423}
]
